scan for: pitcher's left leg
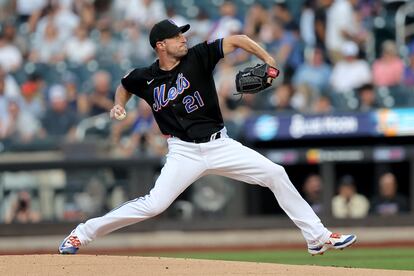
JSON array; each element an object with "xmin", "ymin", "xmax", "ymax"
[{"xmin": 206, "ymin": 138, "xmax": 331, "ymax": 246}]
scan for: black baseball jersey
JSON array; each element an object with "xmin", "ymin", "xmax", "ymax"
[{"xmin": 121, "ymin": 39, "xmax": 225, "ymax": 141}]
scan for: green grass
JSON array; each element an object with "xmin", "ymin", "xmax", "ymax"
[{"xmin": 139, "ymin": 247, "xmax": 414, "ymax": 271}]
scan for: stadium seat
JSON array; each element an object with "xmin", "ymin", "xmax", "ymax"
[
  {"xmin": 330, "ymin": 90, "xmax": 359, "ymax": 111},
  {"xmin": 377, "ymin": 85, "xmax": 411, "ymax": 108}
]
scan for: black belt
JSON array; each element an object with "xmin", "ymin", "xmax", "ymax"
[{"xmin": 180, "ymin": 131, "xmax": 222, "ymax": 143}]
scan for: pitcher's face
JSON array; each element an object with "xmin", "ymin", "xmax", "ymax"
[{"xmin": 159, "ymin": 32, "xmax": 188, "ymax": 58}]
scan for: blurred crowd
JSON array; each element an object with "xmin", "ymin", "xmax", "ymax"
[
  {"xmin": 302, "ymin": 171, "xmax": 410, "ymax": 219},
  {"xmin": 0, "ymin": 0, "xmax": 413, "ymax": 157},
  {"xmin": 2, "ymin": 0, "xmax": 413, "ymax": 224},
  {"xmin": 3, "ymin": 169, "xmax": 409, "ymax": 223}
]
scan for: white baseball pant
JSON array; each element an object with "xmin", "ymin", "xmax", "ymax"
[{"xmin": 74, "ymin": 129, "xmax": 331, "ymax": 247}]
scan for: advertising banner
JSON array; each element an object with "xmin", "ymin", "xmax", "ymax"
[{"xmin": 244, "ymin": 108, "xmax": 414, "ymax": 142}]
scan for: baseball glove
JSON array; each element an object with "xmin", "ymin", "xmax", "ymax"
[{"xmin": 235, "ymin": 63, "xmax": 280, "ymax": 94}]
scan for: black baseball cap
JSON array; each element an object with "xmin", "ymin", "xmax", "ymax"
[{"xmin": 149, "ymin": 19, "xmax": 190, "ymax": 48}]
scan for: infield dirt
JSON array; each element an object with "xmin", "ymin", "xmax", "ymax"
[{"xmin": 0, "ymin": 255, "xmax": 413, "ymax": 275}]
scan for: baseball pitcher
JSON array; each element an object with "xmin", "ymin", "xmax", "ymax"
[{"xmin": 59, "ymin": 19, "xmax": 356, "ymax": 255}]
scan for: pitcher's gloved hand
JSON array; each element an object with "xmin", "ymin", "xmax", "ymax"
[{"xmin": 235, "ymin": 63, "xmax": 280, "ymax": 94}]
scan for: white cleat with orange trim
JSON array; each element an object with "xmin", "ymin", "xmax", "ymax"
[{"xmin": 308, "ymin": 233, "xmax": 357, "ymax": 256}]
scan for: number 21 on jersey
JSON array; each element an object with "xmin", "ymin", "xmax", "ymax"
[{"xmin": 183, "ymin": 91, "xmax": 204, "ymax": 113}]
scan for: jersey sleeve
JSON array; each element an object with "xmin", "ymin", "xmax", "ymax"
[
  {"xmin": 121, "ymin": 68, "xmax": 143, "ymax": 95},
  {"xmin": 192, "ymin": 38, "xmax": 224, "ymax": 72}
]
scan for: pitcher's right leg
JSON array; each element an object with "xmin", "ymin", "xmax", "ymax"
[
  {"xmin": 59, "ymin": 138, "xmax": 206, "ymax": 254},
  {"xmin": 204, "ymin": 138, "xmax": 356, "ymax": 255}
]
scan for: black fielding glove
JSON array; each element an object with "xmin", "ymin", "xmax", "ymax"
[{"xmin": 235, "ymin": 63, "xmax": 280, "ymax": 94}]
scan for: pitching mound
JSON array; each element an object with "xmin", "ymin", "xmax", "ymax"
[{"xmin": 0, "ymin": 255, "xmax": 410, "ymax": 275}]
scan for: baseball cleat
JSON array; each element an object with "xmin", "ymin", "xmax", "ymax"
[
  {"xmin": 59, "ymin": 231, "xmax": 81, "ymax": 254},
  {"xmin": 308, "ymin": 233, "xmax": 356, "ymax": 256}
]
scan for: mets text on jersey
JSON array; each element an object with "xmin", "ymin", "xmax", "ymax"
[{"xmin": 152, "ymin": 73, "xmax": 190, "ymax": 112}]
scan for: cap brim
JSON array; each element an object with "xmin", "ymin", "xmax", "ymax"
[
  {"xmin": 178, "ymin": 24, "xmax": 190, "ymax": 34},
  {"xmin": 166, "ymin": 24, "xmax": 190, "ymax": 39}
]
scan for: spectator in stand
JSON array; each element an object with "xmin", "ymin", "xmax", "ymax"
[
  {"xmin": 0, "ymin": 31, "xmax": 23, "ymax": 73},
  {"xmin": 260, "ymin": 19, "xmax": 296, "ymax": 71},
  {"xmin": 120, "ymin": 23, "xmax": 154, "ymax": 66},
  {"xmin": 290, "ymin": 84, "xmax": 315, "ymax": 113},
  {"xmin": 29, "ymin": 21, "xmax": 65, "ymax": 64},
  {"xmin": 0, "ymin": 99, "xmax": 44, "ymax": 143},
  {"xmin": 166, "ymin": 6, "xmax": 188, "ymax": 27},
  {"xmin": 358, "ymin": 0, "xmax": 382, "ymax": 29},
  {"xmin": 302, "ymin": 174, "xmax": 323, "ymax": 215},
  {"xmin": 403, "ymin": 44, "xmax": 414, "ymax": 88},
  {"xmin": 330, "ymin": 41, "xmax": 371, "ymax": 93},
  {"xmin": 292, "ymin": 47, "xmax": 332, "ymax": 94},
  {"xmin": 123, "ymin": 0, "xmax": 167, "ymax": 31},
  {"xmin": 87, "ymin": 71, "xmax": 115, "ymax": 116},
  {"xmin": 357, "ymin": 83, "xmax": 379, "ymax": 111},
  {"xmin": 95, "ymin": 27, "xmax": 121, "ymax": 68},
  {"xmin": 64, "ymin": 24, "xmax": 96, "ymax": 65},
  {"xmin": 313, "ymin": 0, "xmax": 334, "ymax": 51},
  {"xmin": 332, "ymin": 175, "xmax": 370, "ymax": 218},
  {"xmin": 52, "ymin": 1, "xmax": 81, "ymax": 40},
  {"xmin": 271, "ymin": 2, "xmax": 297, "ymax": 31},
  {"xmin": 370, "ymin": 172, "xmax": 409, "ymax": 216},
  {"xmin": 312, "ymin": 94, "xmax": 333, "ymax": 114},
  {"xmin": 266, "ymin": 6, "xmax": 303, "ymax": 76},
  {"xmin": 15, "ymin": 0, "xmax": 47, "ymax": 24},
  {"xmin": 243, "ymin": 3, "xmax": 268, "ymax": 41},
  {"xmin": 0, "ymin": 0, "xmax": 14, "ymax": 21},
  {"xmin": 207, "ymin": 1, "xmax": 242, "ymax": 41},
  {"xmin": 111, "ymin": 0, "xmax": 135, "ymax": 29},
  {"xmin": 1, "ymin": 19, "xmax": 29, "ymax": 58},
  {"xmin": 19, "ymin": 76, "xmax": 45, "ymax": 119},
  {"xmin": 0, "ymin": 69, "xmax": 8, "ymax": 123},
  {"xmin": 73, "ymin": 0, "xmax": 95, "ymax": 30},
  {"xmin": 208, "ymin": 1, "xmax": 249, "ymax": 66},
  {"xmin": 0, "ymin": 66, "xmax": 20, "ymax": 99},
  {"xmin": 0, "ymin": 68, "xmax": 21, "ymax": 126},
  {"xmin": 326, "ymin": 0, "xmax": 367, "ymax": 63},
  {"xmin": 4, "ymin": 190, "xmax": 42, "ymax": 224},
  {"xmin": 188, "ymin": 10, "xmax": 212, "ymax": 47},
  {"xmin": 41, "ymin": 84, "xmax": 78, "ymax": 142},
  {"xmin": 300, "ymin": 0, "xmax": 317, "ymax": 48},
  {"xmin": 62, "ymin": 72, "xmax": 88, "ymax": 117},
  {"xmin": 31, "ymin": 2, "xmax": 79, "ymax": 43},
  {"xmin": 30, "ymin": 4, "xmax": 57, "ymax": 41},
  {"xmin": 372, "ymin": 40, "xmax": 404, "ymax": 87},
  {"xmin": 264, "ymin": 83, "xmax": 296, "ymax": 113}
]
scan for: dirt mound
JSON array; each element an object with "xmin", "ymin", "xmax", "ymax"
[{"xmin": 0, "ymin": 255, "xmax": 410, "ymax": 275}]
